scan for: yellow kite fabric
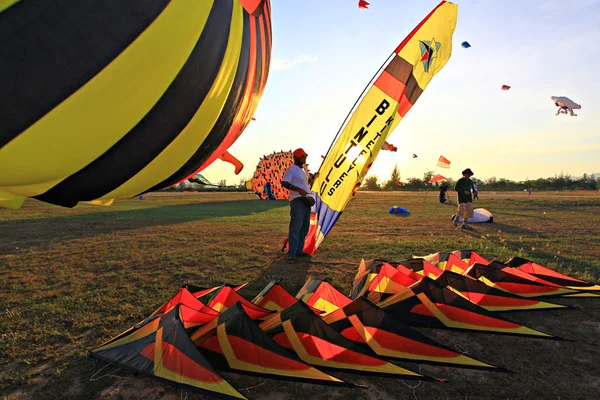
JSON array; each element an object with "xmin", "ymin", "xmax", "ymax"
[
  {"xmin": 304, "ymin": 1, "xmax": 458, "ymax": 254},
  {"xmin": 0, "ymin": 0, "xmax": 272, "ymax": 209}
]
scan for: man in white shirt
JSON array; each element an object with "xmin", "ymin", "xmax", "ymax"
[{"xmin": 281, "ymin": 148, "xmax": 315, "ymax": 263}]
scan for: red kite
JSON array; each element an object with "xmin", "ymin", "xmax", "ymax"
[
  {"xmin": 208, "ymin": 286, "xmax": 274, "ymax": 320},
  {"xmin": 92, "ymin": 305, "xmax": 246, "ymax": 399},
  {"xmin": 259, "ymin": 301, "xmax": 426, "ymax": 379},
  {"xmin": 324, "ymin": 297, "xmax": 502, "ymax": 370},
  {"xmin": 191, "ymin": 303, "xmax": 346, "ymax": 385},
  {"xmin": 296, "ymin": 278, "xmax": 352, "ymax": 315},
  {"xmin": 378, "ymin": 277, "xmax": 557, "ymax": 338},
  {"xmin": 253, "ymin": 280, "xmax": 323, "ymax": 314},
  {"xmin": 506, "ymin": 257, "xmax": 600, "ymax": 292}
]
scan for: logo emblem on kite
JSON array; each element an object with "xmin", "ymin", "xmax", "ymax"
[{"xmin": 419, "ymin": 39, "xmax": 441, "ymax": 73}]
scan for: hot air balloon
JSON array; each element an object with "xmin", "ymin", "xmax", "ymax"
[{"xmin": 0, "ymin": 0, "xmax": 272, "ymax": 209}]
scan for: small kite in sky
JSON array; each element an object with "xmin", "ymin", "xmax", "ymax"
[
  {"xmin": 551, "ymin": 96, "xmax": 581, "ymax": 117},
  {"xmin": 461, "ymin": 41, "xmax": 471, "ymax": 48},
  {"xmin": 358, "ymin": 0, "xmax": 370, "ymax": 9},
  {"xmin": 381, "ymin": 141, "xmax": 397, "ymax": 152},
  {"xmin": 501, "ymin": 85, "xmax": 511, "ymax": 90}
]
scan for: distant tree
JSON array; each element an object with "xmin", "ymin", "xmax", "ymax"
[
  {"xmin": 218, "ymin": 179, "xmax": 227, "ymax": 187},
  {"xmin": 423, "ymin": 170, "xmax": 434, "ymax": 185},
  {"xmin": 363, "ymin": 175, "xmax": 381, "ymax": 191},
  {"xmin": 383, "ymin": 164, "xmax": 402, "ymax": 190}
]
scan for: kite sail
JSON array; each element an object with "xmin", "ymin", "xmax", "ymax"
[
  {"xmin": 452, "ymin": 250, "xmax": 490, "ymax": 266},
  {"xmin": 551, "ymin": 96, "xmax": 581, "ymax": 116},
  {"xmin": 92, "ymin": 304, "xmax": 246, "ymax": 399},
  {"xmin": 304, "ymin": 1, "xmax": 458, "ymax": 254},
  {"xmin": 436, "ymin": 155, "xmax": 451, "ymax": 168},
  {"xmin": 207, "ymin": 286, "xmax": 274, "ymax": 320},
  {"xmin": 296, "ymin": 278, "xmax": 352, "ymax": 315},
  {"xmin": 259, "ymin": 301, "xmax": 426, "ymax": 379},
  {"xmin": 428, "ymin": 174, "xmax": 448, "ymax": 184},
  {"xmin": 433, "ymin": 270, "xmax": 568, "ymax": 312},
  {"xmin": 190, "ymin": 303, "xmax": 346, "ymax": 385},
  {"xmin": 378, "ymin": 277, "xmax": 557, "ymax": 338},
  {"xmin": 0, "ymin": 0, "xmax": 272, "ymax": 209},
  {"xmin": 506, "ymin": 257, "xmax": 600, "ymax": 292},
  {"xmin": 350, "ymin": 260, "xmax": 419, "ymax": 303},
  {"xmin": 323, "ymin": 297, "xmax": 501, "ymax": 370},
  {"xmin": 253, "ymin": 280, "xmax": 323, "ymax": 314},
  {"xmin": 464, "ymin": 263, "xmax": 584, "ymax": 298},
  {"xmin": 419, "ymin": 252, "xmax": 471, "ymax": 274}
]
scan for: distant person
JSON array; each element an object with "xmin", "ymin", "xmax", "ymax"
[
  {"xmin": 453, "ymin": 168, "xmax": 476, "ymax": 229},
  {"xmin": 439, "ymin": 183, "xmax": 448, "ymax": 203},
  {"xmin": 527, "ymin": 186, "xmax": 532, "ymax": 197},
  {"xmin": 473, "ymin": 182, "xmax": 479, "ymax": 200},
  {"xmin": 281, "ymin": 148, "xmax": 317, "ymax": 263}
]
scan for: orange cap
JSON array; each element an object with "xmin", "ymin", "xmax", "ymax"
[{"xmin": 293, "ymin": 148, "xmax": 308, "ymax": 158}]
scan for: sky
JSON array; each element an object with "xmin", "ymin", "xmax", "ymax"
[{"xmin": 203, "ymin": 0, "xmax": 600, "ymax": 185}]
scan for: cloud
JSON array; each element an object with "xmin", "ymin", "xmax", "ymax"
[{"xmin": 271, "ymin": 54, "xmax": 318, "ymax": 71}]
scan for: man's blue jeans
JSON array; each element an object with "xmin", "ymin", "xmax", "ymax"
[{"xmin": 287, "ymin": 198, "xmax": 311, "ymax": 259}]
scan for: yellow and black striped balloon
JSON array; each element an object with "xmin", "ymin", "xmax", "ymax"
[{"xmin": 0, "ymin": 0, "xmax": 272, "ymax": 208}]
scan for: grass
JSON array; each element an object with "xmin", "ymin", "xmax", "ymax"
[{"xmin": 1, "ymin": 191, "xmax": 599, "ymax": 399}]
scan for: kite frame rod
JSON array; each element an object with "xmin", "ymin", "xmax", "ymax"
[{"xmin": 316, "ymin": 50, "xmax": 398, "ymax": 175}]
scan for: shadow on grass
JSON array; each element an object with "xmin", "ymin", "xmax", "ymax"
[
  {"xmin": 242, "ymin": 258, "xmax": 314, "ymax": 299},
  {"xmin": 0, "ymin": 200, "xmax": 287, "ymax": 252},
  {"xmin": 459, "ymin": 222, "xmax": 543, "ymax": 237}
]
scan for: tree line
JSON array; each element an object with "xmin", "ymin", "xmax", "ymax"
[
  {"xmin": 361, "ymin": 165, "xmax": 599, "ymax": 191},
  {"xmin": 161, "ymin": 165, "xmax": 599, "ymax": 193}
]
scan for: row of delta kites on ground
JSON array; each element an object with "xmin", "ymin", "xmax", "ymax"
[
  {"xmin": 91, "ymin": 250, "xmax": 600, "ymax": 398},
  {"xmin": 0, "ymin": 1, "xmax": 592, "ymax": 397}
]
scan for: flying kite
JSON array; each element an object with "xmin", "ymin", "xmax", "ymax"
[
  {"xmin": 412, "ymin": 154, "xmax": 418, "ymax": 158},
  {"xmin": 358, "ymin": 0, "xmax": 370, "ymax": 9},
  {"xmin": 461, "ymin": 41, "xmax": 471, "ymax": 48},
  {"xmin": 381, "ymin": 141, "xmax": 397, "ymax": 152},
  {"xmin": 303, "ymin": 1, "xmax": 458, "ymax": 255},
  {"xmin": 501, "ymin": 85, "xmax": 511, "ymax": 90},
  {"xmin": 0, "ymin": 0, "xmax": 272, "ymax": 209},
  {"xmin": 428, "ymin": 174, "xmax": 447, "ymax": 184},
  {"xmin": 551, "ymin": 96, "xmax": 581, "ymax": 116}
]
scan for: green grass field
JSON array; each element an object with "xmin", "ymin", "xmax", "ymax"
[{"xmin": 1, "ymin": 191, "xmax": 599, "ymax": 399}]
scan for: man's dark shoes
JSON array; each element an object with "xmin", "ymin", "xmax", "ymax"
[{"xmin": 296, "ymin": 252, "xmax": 311, "ymax": 258}]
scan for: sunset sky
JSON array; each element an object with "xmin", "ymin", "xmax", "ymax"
[{"xmin": 203, "ymin": 0, "xmax": 600, "ymax": 185}]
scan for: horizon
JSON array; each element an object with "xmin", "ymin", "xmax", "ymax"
[{"xmin": 202, "ymin": 0, "xmax": 600, "ymax": 186}]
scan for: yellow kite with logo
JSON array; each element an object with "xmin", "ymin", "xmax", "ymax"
[{"xmin": 303, "ymin": 1, "xmax": 458, "ymax": 254}]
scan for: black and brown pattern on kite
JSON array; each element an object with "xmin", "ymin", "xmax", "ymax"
[
  {"xmin": 323, "ymin": 297, "xmax": 502, "ymax": 370},
  {"xmin": 378, "ymin": 277, "xmax": 558, "ymax": 339},
  {"xmin": 259, "ymin": 301, "xmax": 427, "ymax": 379},
  {"xmin": 92, "ymin": 305, "xmax": 246, "ymax": 399},
  {"xmin": 191, "ymin": 303, "xmax": 347, "ymax": 385}
]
